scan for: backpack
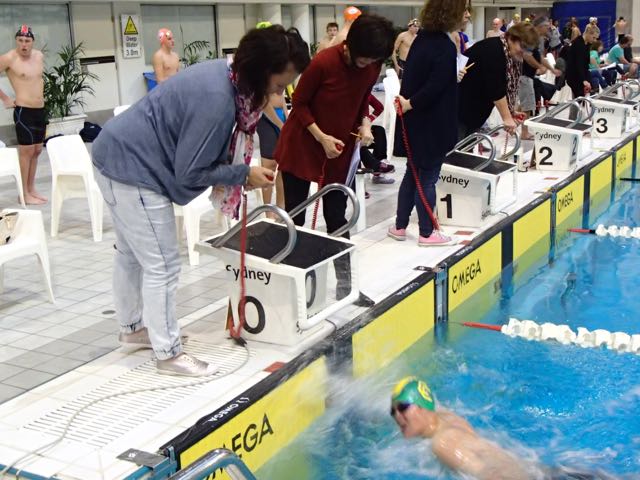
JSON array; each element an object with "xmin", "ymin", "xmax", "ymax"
[{"xmin": 79, "ymin": 122, "xmax": 102, "ymax": 143}]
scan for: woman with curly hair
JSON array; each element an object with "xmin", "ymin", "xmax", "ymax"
[{"xmin": 389, "ymin": 0, "xmax": 468, "ymax": 247}]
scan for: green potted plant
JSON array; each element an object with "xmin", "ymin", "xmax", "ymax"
[{"xmin": 43, "ymin": 42, "xmax": 98, "ymax": 136}]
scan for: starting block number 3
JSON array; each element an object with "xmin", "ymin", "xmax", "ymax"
[{"xmin": 534, "ymin": 132, "xmax": 579, "ymax": 171}]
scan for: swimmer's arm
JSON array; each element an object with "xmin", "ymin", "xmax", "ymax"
[
  {"xmin": 392, "ymin": 34, "xmax": 403, "ymax": 70},
  {"xmin": 0, "ymin": 54, "xmax": 14, "ymax": 107},
  {"xmin": 152, "ymin": 52, "xmax": 167, "ymax": 83},
  {"xmin": 432, "ymin": 430, "xmax": 489, "ymax": 479}
]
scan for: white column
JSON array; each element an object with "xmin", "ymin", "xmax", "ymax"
[
  {"xmin": 633, "ymin": 2, "xmax": 640, "ymax": 45},
  {"xmin": 472, "ymin": 6, "xmax": 485, "ymax": 43},
  {"xmin": 245, "ymin": 4, "xmax": 259, "ymax": 31},
  {"xmin": 291, "ymin": 4, "xmax": 311, "ymax": 45},
  {"xmin": 260, "ymin": 4, "xmax": 282, "ymax": 26}
]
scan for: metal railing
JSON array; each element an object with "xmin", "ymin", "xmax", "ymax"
[
  {"xmin": 168, "ymin": 449, "xmax": 256, "ymax": 480},
  {"xmin": 211, "ymin": 204, "xmax": 296, "ymax": 264},
  {"xmin": 449, "ymin": 132, "xmax": 496, "ymax": 171},
  {"xmin": 486, "ymin": 125, "xmax": 521, "ymax": 160},
  {"xmin": 287, "ymin": 183, "xmax": 360, "ymax": 237}
]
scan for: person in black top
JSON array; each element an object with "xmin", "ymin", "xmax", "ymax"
[
  {"xmin": 389, "ymin": 0, "xmax": 467, "ymax": 247},
  {"xmin": 566, "ymin": 24, "xmax": 599, "ymax": 100},
  {"xmin": 458, "ymin": 23, "xmax": 539, "ymax": 139}
]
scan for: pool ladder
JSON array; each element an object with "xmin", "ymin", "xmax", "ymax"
[{"xmin": 168, "ymin": 449, "xmax": 257, "ymax": 480}]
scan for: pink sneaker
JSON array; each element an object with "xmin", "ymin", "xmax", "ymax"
[
  {"xmin": 387, "ymin": 226, "xmax": 407, "ymax": 241},
  {"xmin": 418, "ymin": 231, "xmax": 456, "ymax": 247}
]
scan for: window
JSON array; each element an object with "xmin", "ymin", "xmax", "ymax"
[
  {"xmin": 281, "ymin": 5, "xmax": 292, "ymax": 29},
  {"xmin": 141, "ymin": 5, "xmax": 217, "ymax": 65},
  {"xmin": 0, "ymin": 4, "xmax": 72, "ymax": 67}
]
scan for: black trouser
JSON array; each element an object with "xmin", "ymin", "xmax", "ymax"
[
  {"xmin": 360, "ymin": 125, "xmax": 387, "ymax": 172},
  {"xmin": 282, "ymin": 171, "xmax": 353, "ymax": 294}
]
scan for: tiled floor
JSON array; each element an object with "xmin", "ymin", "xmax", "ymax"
[{"xmin": 0, "ymin": 146, "xmax": 405, "ymax": 404}]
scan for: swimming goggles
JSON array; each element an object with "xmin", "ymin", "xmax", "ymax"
[{"xmin": 390, "ymin": 402, "xmax": 411, "ymax": 416}]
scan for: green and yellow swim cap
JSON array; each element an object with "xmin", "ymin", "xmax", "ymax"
[
  {"xmin": 256, "ymin": 21, "xmax": 272, "ymax": 29},
  {"xmin": 391, "ymin": 376, "xmax": 436, "ymax": 411}
]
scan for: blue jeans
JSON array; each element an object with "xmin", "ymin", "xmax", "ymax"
[
  {"xmin": 395, "ymin": 161, "xmax": 443, "ymax": 237},
  {"xmin": 94, "ymin": 168, "xmax": 182, "ymax": 360}
]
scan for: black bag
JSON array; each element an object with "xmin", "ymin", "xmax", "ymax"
[{"xmin": 79, "ymin": 121, "xmax": 102, "ymax": 143}]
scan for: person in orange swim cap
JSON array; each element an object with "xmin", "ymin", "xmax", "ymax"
[{"xmin": 344, "ymin": 6, "xmax": 362, "ymax": 22}]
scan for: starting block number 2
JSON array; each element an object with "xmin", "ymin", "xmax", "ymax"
[{"xmin": 534, "ymin": 133, "xmax": 578, "ymax": 171}]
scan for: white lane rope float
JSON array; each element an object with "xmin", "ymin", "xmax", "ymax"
[
  {"xmin": 569, "ymin": 224, "xmax": 640, "ymax": 238},
  {"xmin": 460, "ymin": 319, "xmax": 640, "ymax": 354}
]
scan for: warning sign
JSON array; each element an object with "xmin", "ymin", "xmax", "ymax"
[
  {"xmin": 120, "ymin": 14, "xmax": 141, "ymax": 58},
  {"xmin": 123, "ymin": 16, "xmax": 138, "ymax": 35}
]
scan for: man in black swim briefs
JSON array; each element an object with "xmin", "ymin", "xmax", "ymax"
[{"xmin": 0, "ymin": 25, "xmax": 48, "ymax": 205}]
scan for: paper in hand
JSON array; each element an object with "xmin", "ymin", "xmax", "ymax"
[{"xmin": 457, "ymin": 54, "xmax": 469, "ymax": 73}]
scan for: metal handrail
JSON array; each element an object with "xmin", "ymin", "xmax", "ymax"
[
  {"xmin": 211, "ymin": 204, "xmax": 297, "ymax": 264},
  {"xmin": 449, "ymin": 132, "xmax": 496, "ymax": 171},
  {"xmin": 168, "ymin": 449, "xmax": 256, "ymax": 480},
  {"xmin": 288, "ymin": 183, "xmax": 360, "ymax": 237},
  {"xmin": 598, "ymin": 82, "xmax": 625, "ymax": 98},
  {"xmin": 538, "ymin": 99, "xmax": 584, "ymax": 128},
  {"xmin": 573, "ymin": 96, "xmax": 595, "ymax": 122},
  {"xmin": 486, "ymin": 125, "xmax": 521, "ymax": 160},
  {"xmin": 623, "ymin": 79, "xmax": 640, "ymax": 100}
]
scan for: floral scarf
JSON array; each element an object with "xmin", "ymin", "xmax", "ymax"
[
  {"xmin": 210, "ymin": 62, "xmax": 262, "ymax": 219},
  {"xmin": 501, "ymin": 36, "xmax": 522, "ymax": 115}
]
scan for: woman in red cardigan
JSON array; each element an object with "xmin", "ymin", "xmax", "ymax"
[{"xmin": 275, "ymin": 14, "xmax": 394, "ymax": 306}]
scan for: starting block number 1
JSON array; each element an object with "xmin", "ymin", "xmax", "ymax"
[{"xmin": 534, "ymin": 132, "xmax": 579, "ymax": 171}]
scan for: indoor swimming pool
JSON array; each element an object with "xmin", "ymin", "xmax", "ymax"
[{"xmin": 256, "ymin": 187, "xmax": 640, "ymax": 479}]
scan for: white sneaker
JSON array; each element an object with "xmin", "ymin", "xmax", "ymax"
[{"xmin": 156, "ymin": 353, "xmax": 219, "ymax": 377}]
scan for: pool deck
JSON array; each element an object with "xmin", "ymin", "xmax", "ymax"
[{"xmin": 0, "ymin": 124, "xmax": 638, "ymax": 479}]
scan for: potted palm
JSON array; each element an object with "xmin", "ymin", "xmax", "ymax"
[{"xmin": 44, "ymin": 43, "xmax": 98, "ymax": 136}]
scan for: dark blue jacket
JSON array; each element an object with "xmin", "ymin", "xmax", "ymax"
[{"xmin": 394, "ymin": 30, "xmax": 458, "ymax": 168}]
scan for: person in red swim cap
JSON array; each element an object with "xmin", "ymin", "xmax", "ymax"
[{"xmin": 152, "ymin": 28, "xmax": 180, "ymax": 83}]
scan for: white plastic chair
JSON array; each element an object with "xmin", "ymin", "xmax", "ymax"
[
  {"xmin": 174, "ymin": 188, "xmax": 218, "ymax": 266},
  {"xmin": 113, "ymin": 105, "xmax": 131, "ymax": 116},
  {"xmin": 0, "ymin": 148, "xmax": 26, "ymax": 207},
  {"xmin": 0, "ymin": 209, "xmax": 54, "ymax": 302},
  {"xmin": 47, "ymin": 135, "xmax": 104, "ymax": 242},
  {"xmin": 383, "ymin": 73, "xmax": 401, "ymax": 162}
]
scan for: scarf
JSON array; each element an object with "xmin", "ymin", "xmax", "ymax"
[
  {"xmin": 501, "ymin": 36, "xmax": 522, "ymax": 115},
  {"xmin": 210, "ymin": 63, "xmax": 262, "ymax": 219}
]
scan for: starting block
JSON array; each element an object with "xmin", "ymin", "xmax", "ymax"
[
  {"xmin": 592, "ymin": 81, "xmax": 640, "ymax": 138},
  {"xmin": 436, "ymin": 126, "xmax": 520, "ymax": 228},
  {"xmin": 196, "ymin": 184, "xmax": 360, "ymax": 346},
  {"xmin": 525, "ymin": 97, "xmax": 595, "ymax": 172}
]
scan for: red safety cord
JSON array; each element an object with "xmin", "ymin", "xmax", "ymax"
[
  {"xmin": 395, "ymin": 98, "xmax": 442, "ymax": 231},
  {"xmin": 461, "ymin": 321, "xmax": 503, "ymax": 332},
  {"xmin": 230, "ymin": 192, "xmax": 249, "ymax": 343}
]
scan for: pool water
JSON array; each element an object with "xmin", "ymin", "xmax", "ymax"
[{"xmin": 257, "ymin": 187, "xmax": 640, "ymax": 480}]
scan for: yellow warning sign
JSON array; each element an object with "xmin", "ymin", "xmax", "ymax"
[{"xmin": 123, "ymin": 16, "xmax": 138, "ymax": 35}]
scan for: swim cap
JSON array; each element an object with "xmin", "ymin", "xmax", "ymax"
[
  {"xmin": 344, "ymin": 6, "xmax": 362, "ymax": 22},
  {"xmin": 391, "ymin": 377, "xmax": 435, "ymax": 411},
  {"xmin": 407, "ymin": 18, "xmax": 419, "ymax": 27},
  {"xmin": 15, "ymin": 25, "xmax": 34, "ymax": 40},
  {"xmin": 157, "ymin": 28, "xmax": 173, "ymax": 43},
  {"xmin": 256, "ymin": 21, "xmax": 272, "ymax": 29}
]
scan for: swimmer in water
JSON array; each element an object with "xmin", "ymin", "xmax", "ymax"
[
  {"xmin": 391, "ymin": 376, "xmax": 531, "ymax": 480},
  {"xmin": 391, "ymin": 377, "xmax": 618, "ymax": 480}
]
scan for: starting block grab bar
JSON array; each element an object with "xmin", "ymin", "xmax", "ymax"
[
  {"xmin": 450, "ymin": 133, "xmax": 496, "ymax": 171},
  {"xmin": 537, "ymin": 97, "xmax": 594, "ymax": 128},
  {"xmin": 486, "ymin": 125, "xmax": 521, "ymax": 160},
  {"xmin": 212, "ymin": 204, "xmax": 297, "ymax": 264},
  {"xmin": 288, "ymin": 183, "xmax": 360, "ymax": 237},
  {"xmin": 599, "ymin": 80, "xmax": 640, "ymax": 101}
]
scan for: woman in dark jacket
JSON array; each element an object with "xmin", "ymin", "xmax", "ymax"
[
  {"xmin": 566, "ymin": 24, "xmax": 599, "ymax": 99},
  {"xmin": 389, "ymin": 0, "xmax": 467, "ymax": 246},
  {"xmin": 457, "ymin": 23, "xmax": 539, "ymax": 138}
]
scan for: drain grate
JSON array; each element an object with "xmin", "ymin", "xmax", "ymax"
[{"xmin": 23, "ymin": 341, "xmax": 253, "ymax": 448}]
